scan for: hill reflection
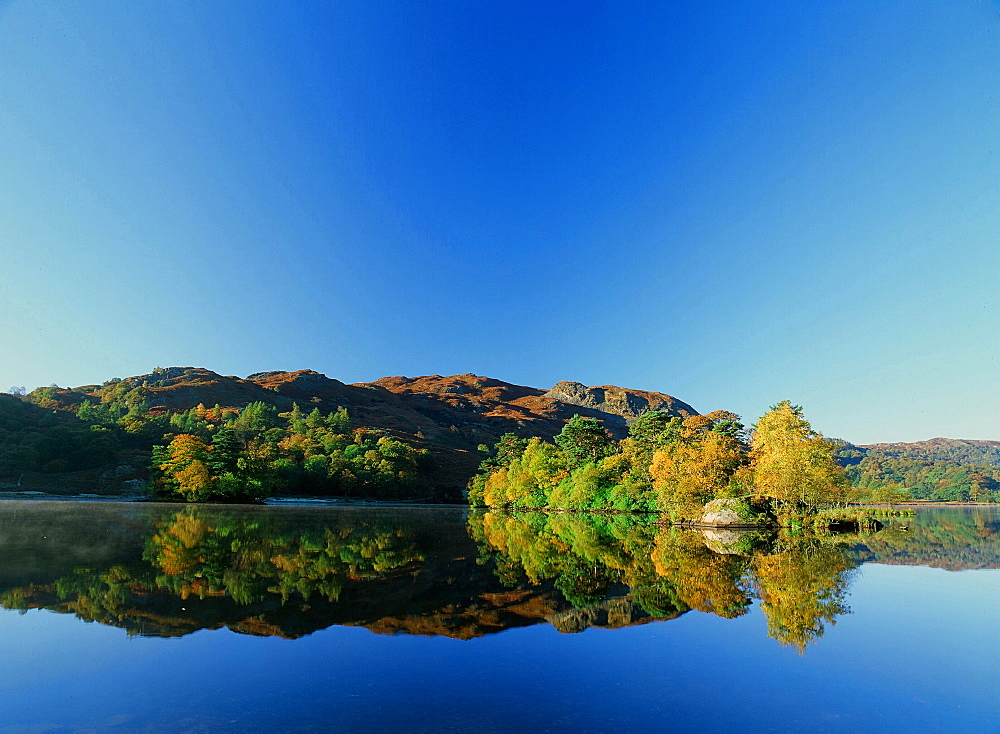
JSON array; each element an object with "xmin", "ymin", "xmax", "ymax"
[{"xmin": 0, "ymin": 502, "xmax": 995, "ymax": 648}]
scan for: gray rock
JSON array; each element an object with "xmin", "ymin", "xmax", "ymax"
[
  {"xmin": 544, "ymin": 380, "xmax": 697, "ymax": 423},
  {"xmin": 700, "ymin": 498, "xmax": 767, "ymax": 527}
]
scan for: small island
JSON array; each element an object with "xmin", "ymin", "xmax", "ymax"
[{"xmin": 469, "ymin": 401, "xmax": 893, "ymax": 531}]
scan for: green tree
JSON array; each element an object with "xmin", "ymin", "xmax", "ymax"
[
  {"xmin": 232, "ymin": 401, "xmax": 277, "ymax": 439},
  {"xmin": 628, "ymin": 411, "xmax": 682, "ymax": 450},
  {"xmin": 555, "ymin": 415, "xmax": 614, "ymax": 469},
  {"xmin": 326, "ymin": 407, "xmax": 351, "ymax": 432}
]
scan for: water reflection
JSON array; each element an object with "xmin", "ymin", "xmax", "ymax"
[
  {"xmin": 0, "ymin": 502, "xmax": 997, "ymax": 648},
  {"xmin": 472, "ymin": 512, "xmax": 855, "ymax": 651}
]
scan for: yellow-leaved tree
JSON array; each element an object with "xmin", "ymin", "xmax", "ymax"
[
  {"xmin": 750, "ymin": 402, "xmax": 848, "ymax": 512},
  {"xmin": 650, "ymin": 421, "xmax": 746, "ymax": 519}
]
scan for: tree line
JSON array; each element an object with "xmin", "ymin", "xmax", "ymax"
[
  {"xmin": 150, "ymin": 402, "xmax": 434, "ymax": 501},
  {"xmin": 469, "ymin": 401, "xmax": 849, "ymax": 522},
  {"xmin": 836, "ymin": 442, "xmax": 1000, "ymax": 503},
  {"xmin": 0, "ymin": 380, "xmax": 436, "ymax": 501}
]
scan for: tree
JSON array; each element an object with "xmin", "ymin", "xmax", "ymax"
[
  {"xmin": 751, "ymin": 402, "xmax": 849, "ymax": 512},
  {"xmin": 232, "ymin": 401, "xmax": 277, "ymax": 438},
  {"xmin": 555, "ymin": 415, "xmax": 614, "ymax": 468},
  {"xmin": 209, "ymin": 428, "xmax": 242, "ymax": 475},
  {"xmin": 156, "ymin": 434, "xmax": 215, "ymax": 500},
  {"xmin": 477, "ymin": 432, "xmax": 529, "ymax": 476},
  {"xmin": 326, "ymin": 407, "xmax": 351, "ymax": 432},
  {"xmin": 628, "ymin": 411, "xmax": 682, "ymax": 450},
  {"xmin": 705, "ymin": 410, "xmax": 747, "ymax": 442},
  {"xmin": 650, "ymin": 429, "xmax": 746, "ymax": 517},
  {"xmin": 866, "ymin": 483, "xmax": 911, "ymax": 508},
  {"xmin": 484, "ymin": 438, "xmax": 566, "ymax": 507}
]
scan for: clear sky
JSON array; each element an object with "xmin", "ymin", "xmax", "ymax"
[{"xmin": 1, "ymin": 1, "xmax": 997, "ymax": 444}]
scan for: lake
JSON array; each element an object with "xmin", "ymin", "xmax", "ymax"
[{"xmin": 0, "ymin": 501, "xmax": 998, "ymax": 732}]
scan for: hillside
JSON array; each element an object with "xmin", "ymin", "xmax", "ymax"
[
  {"xmin": 3, "ymin": 367, "xmax": 699, "ymax": 498},
  {"xmin": 837, "ymin": 438, "xmax": 1000, "ymax": 502},
  {"xmin": 860, "ymin": 438, "xmax": 1000, "ymax": 467}
]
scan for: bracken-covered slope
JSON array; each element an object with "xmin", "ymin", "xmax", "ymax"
[{"xmin": 49, "ymin": 367, "xmax": 699, "ymax": 495}]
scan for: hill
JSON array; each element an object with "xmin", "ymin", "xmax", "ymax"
[
  {"xmin": 3, "ymin": 367, "xmax": 699, "ymax": 499},
  {"xmin": 860, "ymin": 438, "xmax": 1000, "ymax": 467},
  {"xmin": 836, "ymin": 438, "xmax": 1000, "ymax": 502}
]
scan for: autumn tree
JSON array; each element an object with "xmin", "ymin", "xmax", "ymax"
[
  {"xmin": 156, "ymin": 434, "xmax": 216, "ymax": 501},
  {"xmin": 750, "ymin": 402, "xmax": 849, "ymax": 512},
  {"xmin": 650, "ymin": 428, "xmax": 746, "ymax": 518},
  {"xmin": 483, "ymin": 437, "xmax": 567, "ymax": 507}
]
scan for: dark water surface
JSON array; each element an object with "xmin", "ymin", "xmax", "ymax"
[{"xmin": 0, "ymin": 501, "xmax": 998, "ymax": 732}]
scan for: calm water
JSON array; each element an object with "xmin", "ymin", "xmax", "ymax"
[{"xmin": 0, "ymin": 501, "xmax": 998, "ymax": 732}]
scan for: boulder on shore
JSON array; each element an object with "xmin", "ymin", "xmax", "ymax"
[{"xmin": 699, "ymin": 498, "xmax": 770, "ymax": 527}]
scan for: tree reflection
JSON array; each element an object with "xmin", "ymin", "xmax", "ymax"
[
  {"xmin": 753, "ymin": 540, "xmax": 853, "ymax": 652},
  {"xmin": 0, "ymin": 505, "xmax": 861, "ymax": 645},
  {"xmin": 470, "ymin": 511, "xmax": 858, "ymax": 649},
  {"xmin": 144, "ymin": 506, "xmax": 424, "ymax": 605},
  {"xmin": 0, "ymin": 506, "xmax": 427, "ymax": 636},
  {"xmin": 651, "ymin": 529, "xmax": 752, "ymax": 619}
]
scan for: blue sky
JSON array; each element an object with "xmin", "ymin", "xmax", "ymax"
[{"xmin": 1, "ymin": 1, "xmax": 997, "ymax": 443}]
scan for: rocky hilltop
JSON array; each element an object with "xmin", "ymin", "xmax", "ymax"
[{"xmin": 545, "ymin": 381, "xmax": 696, "ymax": 425}]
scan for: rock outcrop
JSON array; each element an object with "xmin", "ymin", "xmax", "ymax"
[{"xmin": 544, "ymin": 381, "xmax": 697, "ymax": 424}]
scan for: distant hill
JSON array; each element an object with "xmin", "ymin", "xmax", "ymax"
[
  {"xmin": 5, "ymin": 367, "xmax": 700, "ymax": 497},
  {"xmin": 860, "ymin": 438, "xmax": 1000, "ymax": 468},
  {"xmin": 836, "ymin": 438, "xmax": 1000, "ymax": 502}
]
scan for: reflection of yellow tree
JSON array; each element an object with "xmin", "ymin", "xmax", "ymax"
[
  {"xmin": 150, "ymin": 509, "xmax": 210, "ymax": 576},
  {"xmin": 145, "ymin": 507, "xmax": 424, "ymax": 605},
  {"xmin": 470, "ymin": 512, "xmax": 861, "ymax": 648},
  {"xmin": 651, "ymin": 529, "xmax": 751, "ymax": 619},
  {"xmin": 476, "ymin": 512, "xmax": 564, "ymax": 585},
  {"xmin": 753, "ymin": 542, "xmax": 853, "ymax": 652}
]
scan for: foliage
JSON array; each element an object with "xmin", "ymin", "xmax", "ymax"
[
  {"xmin": 471, "ymin": 402, "xmax": 861, "ymax": 524},
  {"xmin": 650, "ymin": 427, "xmax": 746, "ymax": 520},
  {"xmin": 144, "ymin": 507, "xmax": 423, "ymax": 604},
  {"xmin": 0, "ymin": 394, "xmax": 121, "ymax": 478},
  {"xmin": 554, "ymin": 415, "xmax": 615, "ymax": 469},
  {"xmin": 151, "ymin": 404, "xmax": 434, "ymax": 502},
  {"xmin": 752, "ymin": 540, "xmax": 853, "ymax": 652},
  {"xmin": 836, "ymin": 442, "xmax": 1000, "ymax": 502},
  {"xmin": 2, "ymin": 506, "xmax": 427, "ymax": 634},
  {"xmin": 2, "ymin": 375, "xmax": 437, "ymax": 501},
  {"xmin": 750, "ymin": 402, "xmax": 849, "ymax": 513}
]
